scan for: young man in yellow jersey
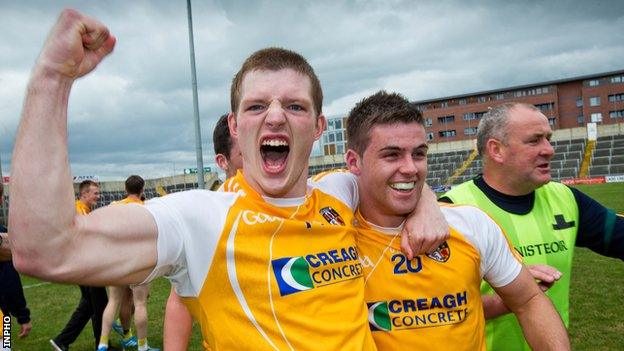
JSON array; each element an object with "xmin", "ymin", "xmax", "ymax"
[
  {"xmin": 342, "ymin": 91, "xmax": 569, "ymax": 350},
  {"xmin": 99, "ymin": 175, "xmax": 159, "ymax": 351},
  {"xmin": 10, "ymin": 10, "xmax": 446, "ymax": 350}
]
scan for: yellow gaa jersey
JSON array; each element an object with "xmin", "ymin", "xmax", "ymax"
[
  {"xmin": 144, "ymin": 172, "xmax": 376, "ymax": 350},
  {"xmin": 75, "ymin": 200, "xmax": 91, "ymax": 215},
  {"xmin": 357, "ymin": 204, "xmax": 522, "ymax": 351}
]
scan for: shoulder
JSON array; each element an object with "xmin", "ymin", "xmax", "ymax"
[{"xmin": 441, "ymin": 203, "xmax": 494, "ymax": 227}]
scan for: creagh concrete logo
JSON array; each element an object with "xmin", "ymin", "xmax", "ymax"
[
  {"xmin": 367, "ymin": 291, "xmax": 469, "ymax": 331},
  {"xmin": 272, "ymin": 246, "xmax": 363, "ymax": 296}
]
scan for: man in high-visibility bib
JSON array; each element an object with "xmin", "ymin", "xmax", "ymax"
[{"xmin": 442, "ymin": 102, "xmax": 624, "ymax": 350}]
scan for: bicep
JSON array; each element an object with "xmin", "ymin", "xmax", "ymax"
[{"xmin": 66, "ymin": 204, "xmax": 158, "ymax": 285}]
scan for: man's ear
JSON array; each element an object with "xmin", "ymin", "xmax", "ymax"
[
  {"xmin": 486, "ymin": 138, "xmax": 505, "ymax": 164},
  {"xmin": 345, "ymin": 149, "xmax": 362, "ymax": 175},
  {"xmin": 228, "ymin": 112, "xmax": 238, "ymax": 138},
  {"xmin": 313, "ymin": 114, "xmax": 327, "ymax": 140},
  {"xmin": 215, "ymin": 154, "xmax": 229, "ymax": 173}
]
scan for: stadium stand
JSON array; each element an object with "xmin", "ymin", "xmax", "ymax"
[{"xmin": 588, "ymin": 134, "xmax": 624, "ymax": 177}]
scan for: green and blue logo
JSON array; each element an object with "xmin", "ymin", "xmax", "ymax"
[
  {"xmin": 367, "ymin": 301, "xmax": 392, "ymax": 332},
  {"xmin": 271, "ymin": 257, "xmax": 314, "ymax": 296}
]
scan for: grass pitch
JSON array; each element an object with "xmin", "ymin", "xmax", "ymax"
[{"xmin": 5, "ymin": 182, "xmax": 624, "ymax": 350}]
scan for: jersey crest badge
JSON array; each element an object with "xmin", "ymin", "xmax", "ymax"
[
  {"xmin": 320, "ymin": 206, "xmax": 346, "ymax": 226},
  {"xmin": 426, "ymin": 241, "xmax": 450, "ymax": 262}
]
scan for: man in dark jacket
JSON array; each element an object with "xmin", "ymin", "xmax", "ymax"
[{"xmin": 0, "ymin": 182, "xmax": 32, "ymax": 340}]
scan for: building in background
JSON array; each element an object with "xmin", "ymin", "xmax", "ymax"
[{"xmin": 415, "ymin": 69, "xmax": 624, "ymax": 143}]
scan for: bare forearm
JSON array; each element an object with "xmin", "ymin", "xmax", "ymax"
[
  {"xmin": 512, "ymin": 293, "xmax": 569, "ymax": 350},
  {"xmin": 482, "ymin": 294, "xmax": 511, "ymax": 320},
  {"xmin": 10, "ymin": 71, "xmax": 77, "ymax": 271}
]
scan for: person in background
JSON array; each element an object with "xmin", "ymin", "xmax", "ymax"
[
  {"xmin": 441, "ymin": 102, "xmax": 624, "ymax": 350},
  {"xmin": 50, "ymin": 181, "xmax": 113, "ymax": 351},
  {"xmin": 99, "ymin": 175, "xmax": 159, "ymax": 351},
  {"xmin": 0, "ymin": 182, "xmax": 32, "ymax": 345}
]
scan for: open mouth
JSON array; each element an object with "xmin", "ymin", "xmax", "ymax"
[
  {"xmin": 537, "ymin": 162, "xmax": 550, "ymax": 170},
  {"xmin": 260, "ymin": 138, "xmax": 290, "ymax": 173},
  {"xmin": 389, "ymin": 182, "xmax": 415, "ymax": 192}
]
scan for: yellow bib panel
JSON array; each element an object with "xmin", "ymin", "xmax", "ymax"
[
  {"xmin": 356, "ymin": 211, "xmax": 485, "ymax": 351},
  {"xmin": 183, "ymin": 175, "xmax": 376, "ymax": 351}
]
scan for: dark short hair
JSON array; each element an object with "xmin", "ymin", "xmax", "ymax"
[
  {"xmin": 125, "ymin": 175, "xmax": 144, "ymax": 195},
  {"xmin": 213, "ymin": 114, "xmax": 233, "ymax": 159},
  {"xmin": 79, "ymin": 180, "xmax": 99, "ymax": 195},
  {"xmin": 230, "ymin": 47, "xmax": 323, "ymax": 116},
  {"xmin": 347, "ymin": 90, "xmax": 424, "ymax": 154}
]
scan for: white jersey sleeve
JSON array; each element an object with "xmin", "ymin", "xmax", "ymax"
[
  {"xmin": 308, "ymin": 170, "xmax": 359, "ymax": 210},
  {"xmin": 441, "ymin": 205, "xmax": 522, "ymax": 288},
  {"xmin": 143, "ymin": 190, "xmax": 239, "ymax": 297}
]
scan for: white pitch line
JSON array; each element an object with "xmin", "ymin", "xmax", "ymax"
[{"xmin": 22, "ymin": 282, "xmax": 51, "ymax": 289}]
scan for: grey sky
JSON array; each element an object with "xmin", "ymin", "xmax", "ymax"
[{"xmin": 1, "ymin": 0, "xmax": 623, "ymax": 180}]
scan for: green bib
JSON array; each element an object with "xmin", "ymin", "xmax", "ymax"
[{"xmin": 445, "ymin": 180, "xmax": 579, "ymax": 351}]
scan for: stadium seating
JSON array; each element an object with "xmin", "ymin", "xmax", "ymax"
[{"xmin": 588, "ymin": 134, "xmax": 624, "ymax": 177}]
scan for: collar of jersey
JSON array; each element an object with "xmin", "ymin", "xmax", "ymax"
[
  {"xmin": 355, "ymin": 209, "xmax": 405, "ymax": 236},
  {"xmin": 232, "ymin": 170, "xmax": 310, "ymax": 207}
]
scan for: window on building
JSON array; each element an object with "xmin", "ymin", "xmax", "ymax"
[
  {"xmin": 438, "ymin": 130, "xmax": 456, "ymax": 138},
  {"xmin": 591, "ymin": 113, "xmax": 603, "ymax": 123},
  {"xmin": 334, "ymin": 119, "xmax": 342, "ymax": 129},
  {"xmin": 477, "ymin": 96, "xmax": 487, "ymax": 103},
  {"xmin": 609, "ymin": 110, "xmax": 624, "ymax": 119},
  {"xmin": 327, "ymin": 120, "xmax": 335, "ymax": 131},
  {"xmin": 437, "ymin": 115, "xmax": 455, "ymax": 124},
  {"xmin": 463, "ymin": 111, "xmax": 486, "ymax": 121},
  {"xmin": 336, "ymin": 132, "xmax": 343, "ymax": 142},
  {"xmin": 514, "ymin": 90, "xmax": 526, "ymax": 98},
  {"xmin": 336, "ymin": 143, "xmax": 345, "ymax": 154},
  {"xmin": 464, "ymin": 127, "xmax": 478, "ymax": 135},
  {"xmin": 611, "ymin": 76, "xmax": 623, "ymax": 84},
  {"xmin": 323, "ymin": 134, "xmax": 328, "ymax": 143},
  {"xmin": 475, "ymin": 111, "xmax": 487, "ymax": 119},
  {"xmin": 534, "ymin": 102, "xmax": 555, "ymax": 111},
  {"xmin": 548, "ymin": 118, "xmax": 556, "ymax": 126},
  {"xmin": 328, "ymin": 133, "xmax": 335, "ymax": 142},
  {"xmin": 608, "ymin": 93, "xmax": 624, "ymax": 102},
  {"xmin": 440, "ymin": 101, "xmax": 448, "ymax": 108},
  {"xmin": 459, "ymin": 99, "xmax": 467, "ymax": 105},
  {"xmin": 426, "ymin": 132, "xmax": 434, "ymax": 141},
  {"xmin": 588, "ymin": 79, "xmax": 600, "ymax": 87},
  {"xmin": 494, "ymin": 93, "xmax": 505, "ymax": 100},
  {"xmin": 425, "ymin": 118, "xmax": 433, "ymax": 127},
  {"xmin": 576, "ymin": 98, "xmax": 583, "ymax": 107},
  {"xmin": 577, "ymin": 115, "xmax": 584, "ymax": 124},
  {"xmin": 589, "ymin": 97, "xmax": 601, "ymax": 106}
]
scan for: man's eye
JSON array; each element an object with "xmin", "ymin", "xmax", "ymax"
[
  {"xmin": 288, "ymin": 104, "xmax": 304, "ymax": 111},
  {"xmin": 247, "ymin": 105, "xmax": 264, "ymax": 111}
]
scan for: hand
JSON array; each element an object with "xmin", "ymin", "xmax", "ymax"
[
  {"xmin": 19, "ymin": 321, "xmax": 32, "ymax": 338},
  {"xmin": 528, "ymin": 264, "xmax": 562, "ymax": 291},
  {"xmin": 36, "ymin": 9, "xmax": 116, "ymax": 80},
  {"xmin": 400, "ymin": 186, "xmax": 449, "ymax": 259}
]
